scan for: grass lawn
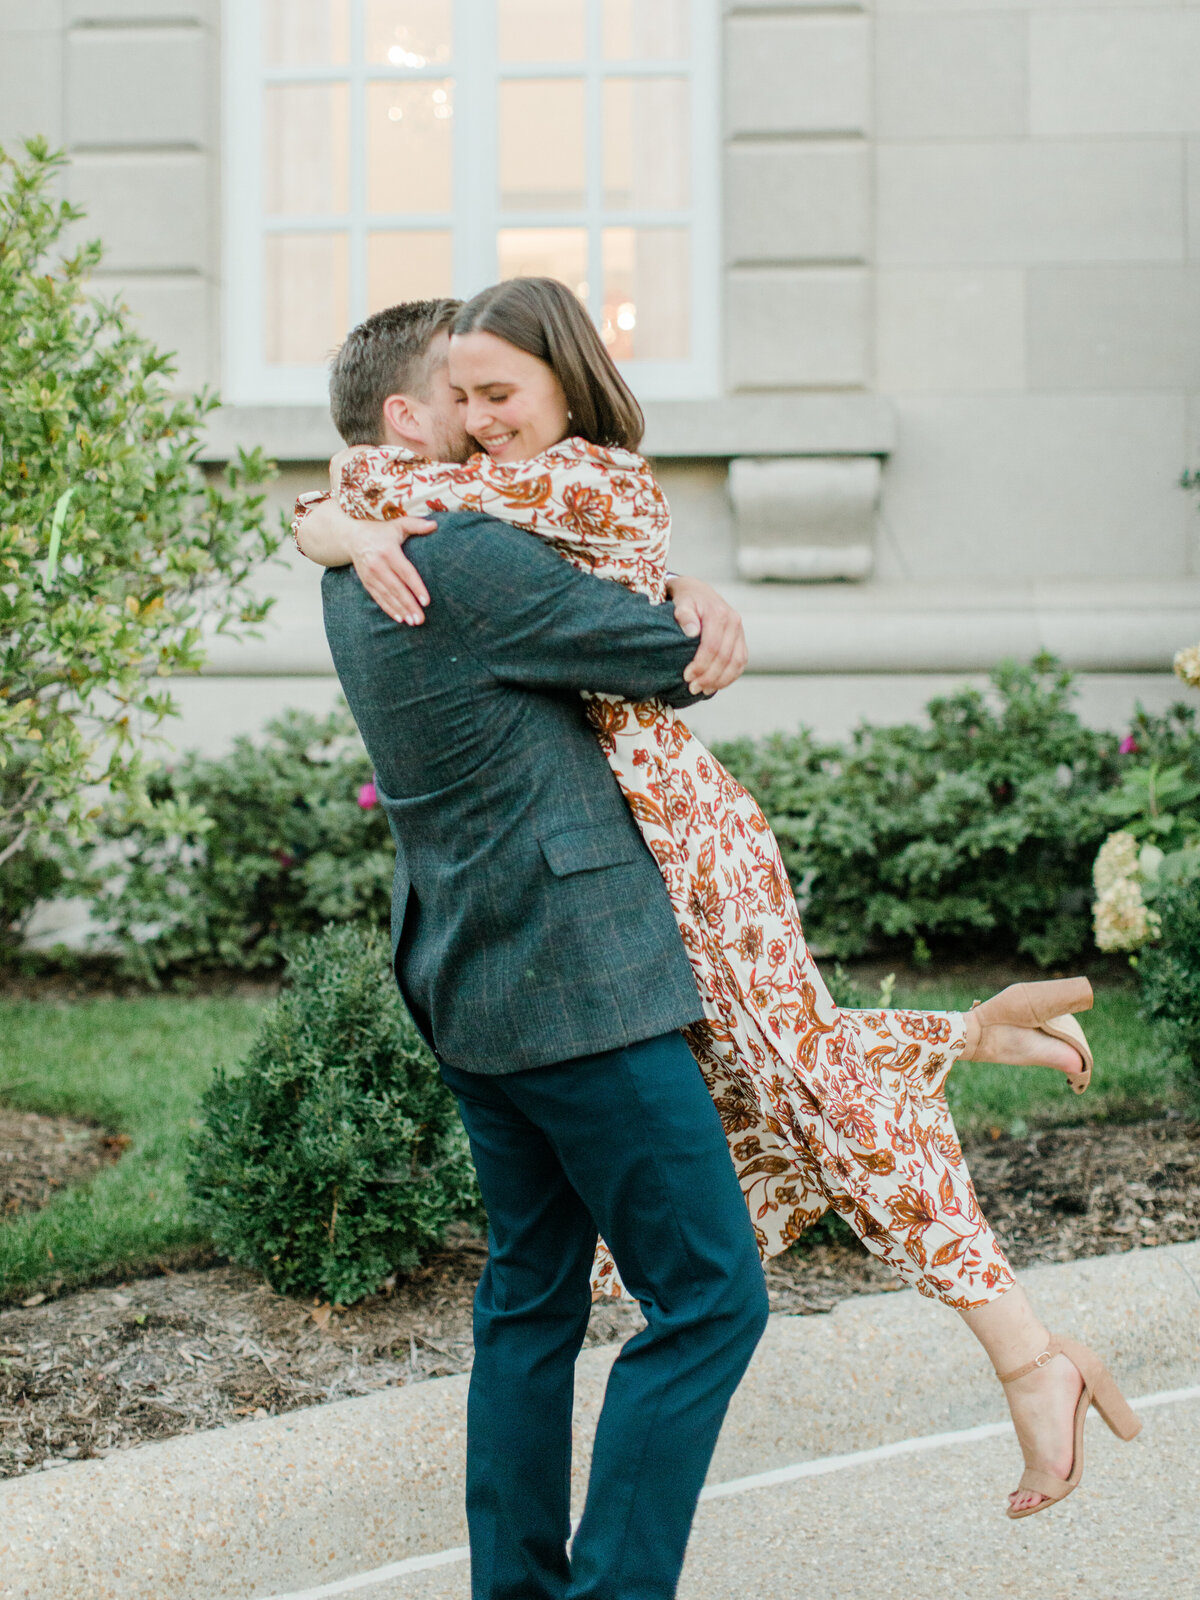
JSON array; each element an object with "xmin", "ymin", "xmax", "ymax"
[
  {"xmin": 0, "ymin": 980, "xmax": 1183, "ymax": 1304},
  {"xmin": 0, "ymin": 997, "xmax": 264, "ymax": 1304}
]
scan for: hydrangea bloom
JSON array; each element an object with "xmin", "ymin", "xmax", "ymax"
[
  {"xmin": 1092, "ymin": 830, "xmax": 1161, "ymax": 952},
  {"xmin": 1174, "ymin": 643, "xmax": 1200, "ymax": 689},
  {"xmin": 1093, "ymin": 830, "xmax": 1140, "ymax": 895},
  {"xmin": 1093, "ymin": 876, "xmax": 1161, "ymax": 952}
]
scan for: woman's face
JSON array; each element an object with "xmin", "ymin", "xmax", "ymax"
[{"xmin": 448, "ymin": 330, "xmax": 571, "ymax": 462}]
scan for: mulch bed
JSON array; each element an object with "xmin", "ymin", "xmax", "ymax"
[{"xmin": 1, "ymin": 1114, "xmax": 1196, "ymax": 1481}]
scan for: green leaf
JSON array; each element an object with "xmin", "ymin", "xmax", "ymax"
[{"xmin": 43, "ymin": 486, "xmax": 74, "ymax": 582}]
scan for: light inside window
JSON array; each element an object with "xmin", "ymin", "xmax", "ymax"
[{"xmin": 365, "ymin": 0, "xmax": 452, "ymax": 65}]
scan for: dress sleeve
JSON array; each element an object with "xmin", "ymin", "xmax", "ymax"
[{"xmin": 292, "ymin": 490, "xmax": 331, "ymax": 551}]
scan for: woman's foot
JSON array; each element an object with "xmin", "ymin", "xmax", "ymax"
[
  {"xmin": 962, "ymin": 979, "xmax": 1093, "ymax": 1088},
  {"xmin": 963, "ymin": 1014, "xmax": 1085, "ymax": 1079},
  {"xmin": 1001, "ymin": 1353, "xmax": 1086, "ymax": 1513}
]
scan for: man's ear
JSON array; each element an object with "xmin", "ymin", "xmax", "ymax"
[{"xmin": 380, "ymin": 391, "xmax": 425, "ymax": 447}]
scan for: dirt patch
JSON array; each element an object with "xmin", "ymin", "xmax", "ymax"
[
  {"xmin": 0, "ymin": 1108, "xmax": 125, "ymax": 1219},
  {"xmin": 2, "ymin": 1115, "xmax": 1196, "ymax": 1481}
]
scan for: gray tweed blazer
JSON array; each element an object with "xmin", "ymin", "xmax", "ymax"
[{"xmin": 321, "ymin": 509, "xmax": 707, "ymax": 1075}]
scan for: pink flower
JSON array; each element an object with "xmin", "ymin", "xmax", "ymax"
[
  {"xmin": 357, "ymin": 779, "xmax": 378, "ymax": 810},
  {"xmin": 1119, "ymin": 735, "xmax": 1140, "ymax": 755}
]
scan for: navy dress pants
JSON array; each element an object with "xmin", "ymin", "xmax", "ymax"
[{"xmin": 440, "ymin": 1030, "xmax": 769, "ymax": 1600}]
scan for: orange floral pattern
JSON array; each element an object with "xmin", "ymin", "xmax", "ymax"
[{"xmin": 319, "ymin": 439, "xmax": 1015, "ymax": 1310}]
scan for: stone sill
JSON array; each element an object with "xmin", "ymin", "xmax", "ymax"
[
  {"xmin": 197, "ymin": 577, "xmax": 1200, "ymax": 678},
  {"xmin": 198, "ymin": 394, "xmax": 896, "ymax": 464}
]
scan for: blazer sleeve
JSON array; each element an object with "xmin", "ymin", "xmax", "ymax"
[{"xmin": 414, "ymin": 510, "xmax": 709, "ymax": 708}]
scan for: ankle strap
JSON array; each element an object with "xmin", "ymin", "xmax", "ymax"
[{"xmin": 996, "ymin": 1335, "xmax": 1061, "ymax": 1385}]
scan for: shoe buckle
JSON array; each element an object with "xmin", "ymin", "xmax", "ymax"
[{"xmin": 1034, "ymin": 1351, "xmax": 1053, "ymax": 1369}]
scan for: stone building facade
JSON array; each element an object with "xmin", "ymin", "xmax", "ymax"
[{"xmin": 3, "ymin": 0, "xmax": 1198, "ymax": 751}]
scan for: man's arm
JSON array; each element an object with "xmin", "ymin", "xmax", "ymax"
[{"xmin": 418, "ymin": 512, "xmax": 721, "ymax": 708}]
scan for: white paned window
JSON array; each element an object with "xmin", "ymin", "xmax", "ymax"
[{"xmin": 223, "ymin": 0, "xmax": 718, "ymax": 405}]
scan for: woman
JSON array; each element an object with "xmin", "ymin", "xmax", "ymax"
[{"xmin": 296, "ymin": 278, "xmax": 1139, "ymax": 1517}]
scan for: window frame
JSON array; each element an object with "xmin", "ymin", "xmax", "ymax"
[{"xmin": 222, "ymin": 0, "xmax": 720, "ymax": 407}]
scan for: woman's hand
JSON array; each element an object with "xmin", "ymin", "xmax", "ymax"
[
  {"xmin": 297, "ymin": 496, "xmax": 437, "ymax": 625},
  {"xmin": 666, "ymin": 575, "xmax": 748, "ymax": 695}
]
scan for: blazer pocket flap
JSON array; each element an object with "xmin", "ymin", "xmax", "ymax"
[{"xmin": 540, "ymin": 823, "xmax": 641, "ymax": 878}]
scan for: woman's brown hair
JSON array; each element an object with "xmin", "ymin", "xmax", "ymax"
[{"xmin": 452, "ymin": 277, "xmax": 645, "ymax": 452}]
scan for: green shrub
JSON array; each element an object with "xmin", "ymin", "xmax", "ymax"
[
  {"xmin": 1138, "ymin": 877, "xmax": 1200, "ymax": 1105},
  {"xmin": 97, "ymin": 707, "xmax": 393, "ymax": 978},
  {"xmin": 0, "ymin": 138, "xmax": 282, "ymax": 947},
  {"xmin": 187, "ymin": 925, "xmax": 481, "ymax": 1305},
  {"xmin": 94, "ymin": 657, "xmax": 1197, "ymax": 979},
  {"xmin": 714, "ymin": 656, "xmax": 1119, "ymax": 966}
]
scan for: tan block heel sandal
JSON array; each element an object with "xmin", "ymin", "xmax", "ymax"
[
  {"xmin": 997, "ymin": 1334, "xmax": 1142, "ymax": 1519},
  {"xmin": 970, "ymin": 977, "xmax": 1095, "ymax": 1095}
]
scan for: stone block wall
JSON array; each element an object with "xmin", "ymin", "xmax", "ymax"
[
  {"xmin": 0, "ymin": 0, "xmax": 219, "ymax": 394},
  {"xmin": 872, "ymin": 0, "xmax": 1200, "ymax": 587},
  {"xmin": 724, "ymin": 2, "xmax": 873, "ymax": 391}
]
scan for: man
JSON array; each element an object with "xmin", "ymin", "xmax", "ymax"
[{"xmin": 302, "ymin": 300, "xmax": 768, "ymax": 1600}]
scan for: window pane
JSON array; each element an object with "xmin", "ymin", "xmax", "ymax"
[
  {"xmin": 367, "ymin": 232, "xmax": 453, "ymax": 312},
  {"xmin": 602, "ymin": 228, "xmax": 688, "ymax": 361},
  {"xmin": 265, "ymin": 0, "xmax": 350, "ymax": 66},
  {"xmin": 603, "ymin": 0, "xmax": 689, "ymax": 59},
  {"xmin": 499, "ymin": 80, "xmax": 585, "ymax": 211},
  {"xmin": 265, "ymin": 85, "xmax": 350, "ymax": 214},
  {"xmin": 498, "ymin": 228, "xmax": 589, "ymax": 302},
  {"xmin": 498, "ymin": 0, "xmax": 585, "ymax": 61},
  {"xmin": 265, "ymin": 234, "xmax": 350, "ymax": 364},
  {"xmin": 368, "ymin": 81, "xmax": 454, "ymax": 213},
  {"xmin": 604, "ymin": 78, "xmax": 689, "ymax": 210},
  {"xmin": 366, "ymin": 0, "xmax": 452, "ymax": 66}
]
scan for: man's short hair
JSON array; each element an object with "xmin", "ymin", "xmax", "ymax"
[{"xmin": 329, "ymin": 298, "xmax": 461, "ymax": 445}]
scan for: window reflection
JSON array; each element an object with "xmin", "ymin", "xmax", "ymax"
[
  {"xmin": 499, "ymin": 80, "xmax": 586, "ymax": 211},
  {"xmin": 368, "ymin": 81, "xmax": 454, "ymax": 213},
  {"xmin": 603, "ymin": 228, "xmax": 688, "ymax": 361},
  {"xmin": 603, "ymin": 0, "xmax": 689, "ymax": 59},
  {"xmin": 264, "ymin": 85, "xmax": 350, "ymax": 214},
  {"xmin": 365, "ymin": 0, "xmax": 452, "ymax": 65},
  {"xmin": 367, "ymin": 232, "xmax": 453, "ymax": 311},
  {"xmin": 498, "ymin": 0, "xmax": 585, "ymax": 61},
  {"xmin": 604, "ymin": 78, "xmax": 689, "ymax": 210},
  {"xmin": 265, "ymin": 234, "xmax": 350, "ymax": 363},
  {"xmin": 498, "ymin": 228, "xmax": 589, "ymax": 302},
  {"xmin": 265, "ymin": 0, "xmax": 350, "ymax": 66}
]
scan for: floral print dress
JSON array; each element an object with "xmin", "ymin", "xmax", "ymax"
[{"xmin": 305, "ymin": 438, "xmax": 1015, "ymax": 1310}]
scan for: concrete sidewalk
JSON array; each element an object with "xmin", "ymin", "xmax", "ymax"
[
  {"xmin": 2, "ymin": 1242, "xmax": 1198, "ymax": 1600},
  {"xmin": 351, "ymin": 1394, "xmax": 1200, "ymax": 1600}
]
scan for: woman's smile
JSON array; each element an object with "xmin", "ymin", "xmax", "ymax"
[{"xmin": 478, "ymin": 428, "xmax": 519, "ymax": 457}]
